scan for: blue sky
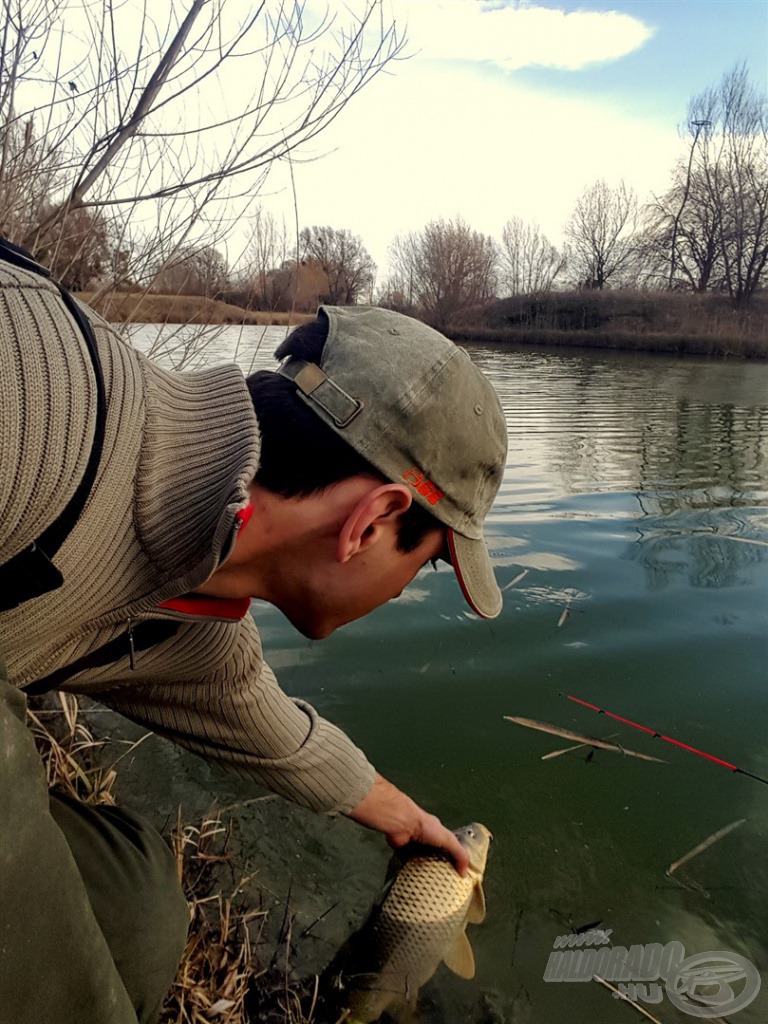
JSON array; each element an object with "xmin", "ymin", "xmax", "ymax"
[
  {"xmin": 507, "ymin": 1, "xmax": 768, "ymax": 121},
  {"xmin": 249, "ymin": 0, "xmax": 768, "ymax": 272}
]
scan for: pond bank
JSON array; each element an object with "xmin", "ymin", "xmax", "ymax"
[
  {"xmin": 444, "ymin": 326, "xmax": 768, "ymax": 359},
  {"xmin": 75, "ymin": 291, "xmax": 313, "ymax": 327}
]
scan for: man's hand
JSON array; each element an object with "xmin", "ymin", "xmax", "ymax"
[{"xmin": 347, "ymin": 772, "xmax": 470, "ymax": 876}]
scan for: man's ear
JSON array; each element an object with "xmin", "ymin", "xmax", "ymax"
[{"xmin": 337, "ymin": 483, "xmax": 413, "ymax": 563}]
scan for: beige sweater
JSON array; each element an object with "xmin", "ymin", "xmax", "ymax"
[{"xmin": 0, "ymin": 259, "xmax": 375, "ymax": 814}]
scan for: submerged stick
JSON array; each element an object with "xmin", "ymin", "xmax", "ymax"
[
  {"xmin": 541, "ymin": 741, "xmax": 590, "ymax": 760},
  {"xmin": 557, "ymin": 606, "xmax": 569, "ymax": 628},
  {"xmin": 716, "ymin": 535, "xmax": 768, "ymax": 548},
  {"xmin": 593, "ymin": 976, "xmax": 666, "ymax": 1024},
  {"xmin": 541, "ymin": 732, "xmax": 620, "ymax": 760},
  {"xmin": 667, "ymin": 819, "xmax": 746, "ymax": 878},
  {"xmin": 501, "ymin": 569, "xmax": 529, "ymax": 592},
  {"xmin": 504, "ymin": 717, "xmax": 665, "ymax": 763}
]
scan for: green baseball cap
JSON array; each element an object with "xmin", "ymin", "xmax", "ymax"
[{"xmin": 277, "ymin": 306, "xmax": 508, "ymax": 618}]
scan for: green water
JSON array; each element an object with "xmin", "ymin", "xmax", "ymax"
[
  {"xmin": 130, "ymin": 329, "xmax": 768, "ymax": 1022},
  {"xmin": 252, "ymin": 342, "xmax": 767, "ymax": 1022}
]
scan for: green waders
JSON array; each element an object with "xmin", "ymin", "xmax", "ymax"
[{"xmin": 0, "ymin": 654, "xmax": 189, "ymax": 1024}]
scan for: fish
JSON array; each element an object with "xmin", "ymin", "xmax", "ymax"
[{"xmin": 332, "ymin": 823, "xmax": 492, "ymax": 1024}]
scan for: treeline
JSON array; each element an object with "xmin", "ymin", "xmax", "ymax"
[
  {"xmin": 0, "ymin": 0, "xmax": 402, "ymax": 308},
  {"xmin": 380, "ymin": 64, "xmax": 767, "ymax": 328},
  {"xmin": 1, "ymin": 1, "xmax": 764, "ymax": 338},
  {"xmin": 32, "ymin": 64, "xmax": 768, "ymax": 336}
]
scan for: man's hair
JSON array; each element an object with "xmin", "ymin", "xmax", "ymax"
[{"xmin": 246, "ymin": 317, "xmax": 440, "ymax": 553}]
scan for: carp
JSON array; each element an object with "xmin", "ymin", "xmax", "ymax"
[{"xmin": 333, "ymin": 822, "xmax": 492, "ymax": 1023}]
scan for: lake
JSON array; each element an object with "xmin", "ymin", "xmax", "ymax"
[{"xmin": 128, "ymin": 323, "xmax": 768, "ymax": 1023}]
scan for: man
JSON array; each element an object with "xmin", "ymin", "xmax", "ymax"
[{"xmin": 0, "ymin": 248, "xmax": 507, "ymax": 1023}]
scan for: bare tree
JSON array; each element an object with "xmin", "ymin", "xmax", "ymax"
[
  {"xmin": 33, "ymin": 204, "xmax": 112, "ymax": 290},
  {"xmin": 390, "ymin": 217, "xmax": 497, "ymax": 328},
  {"xmin": 687, "ymin": 63, "xmax": 768, "ymax": 307},
  {"xmin": 375, "ymin": 271, "xmax": 415, "ymax": 315},
  {"xmin": 499, "ymin": 217, "xmax": 565, "ymax": 296},
  {"xmin": 564, "ymin": 179, "xmax": 639, "ymax": 289},
  {"xmin": 637, "ymin": 168, "xmax": 722, "ymax": 292},
  {"xmin": 299, "ymin": 225, "xmax": 375, "ymax": 305},
  {"xmin": 0, "ymin": 0, "xmax": 404, "ymax": 312},
  {"xmin": 637, "ymin": 65, "xmax": 768, "ymax": 305},
  {"xmin": 239, "ymin": 207, "xmax": 292, "ymax": 308},
  {"xmin": 152, "ymin": 245, "xmax": 228, "ymax": 297}
]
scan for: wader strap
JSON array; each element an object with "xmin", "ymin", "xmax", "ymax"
[
  {"xmin": 22, "ymin": 620, "xmax": 181, "ymax": 696},
  {"xmin": 0, "ymin": 237, "xmax": 108, "ymax": 613}
]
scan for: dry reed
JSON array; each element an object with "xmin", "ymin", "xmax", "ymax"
[
  {"xmin": 28, "ymin": 694, "xmax": 320, "ymax": 1024},
  {"xmin": 504, "ymin": 716, "xmax": 666, "ymax": 763}
]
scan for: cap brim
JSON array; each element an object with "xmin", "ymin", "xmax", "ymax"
[{"xmin": 447, "ymin": 529, "xmax": 502, "ymax": 620}]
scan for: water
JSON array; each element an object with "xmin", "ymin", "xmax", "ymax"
[{"xmin": 130, "ymin": 324, "xmax": 768, "ymax": 1022}]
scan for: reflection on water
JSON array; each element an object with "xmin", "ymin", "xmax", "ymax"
[{"xmin": 130, "ymin": 326, "xmax": 768, "ymax": 1023}]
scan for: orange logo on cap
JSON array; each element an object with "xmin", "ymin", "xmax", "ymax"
[{"xmin": 403, "ymin": 467, "xmax": 444, "ymax": 506}]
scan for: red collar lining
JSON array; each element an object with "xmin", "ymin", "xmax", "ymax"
[{"xmin": 159, "ymin": 594, "xmax": 251, "ymax": 620}]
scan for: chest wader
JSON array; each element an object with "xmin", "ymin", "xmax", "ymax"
[{"xmin": 0, "ymin": 241, "xmax": 188, "ymax": 1024}]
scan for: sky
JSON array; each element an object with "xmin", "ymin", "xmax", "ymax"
[{"xmin": 253, "ymin": 0, "xmax": 768, "ymax": 276}]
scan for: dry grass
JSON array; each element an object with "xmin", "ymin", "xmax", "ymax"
[
  {"xmin": 28, "ymin": 694, "xmax": 322, "ymax": 1024},
  {"xmin": 161, "ymin": 813, "xmax": 262, "ymax": 1024},
  {"xmin": 27, "ymin": 691, "xmax": 121, "ymax": 805},
  {"xmin": 75, "ymin": 291, "xmax": 314, "ymax": 327}
]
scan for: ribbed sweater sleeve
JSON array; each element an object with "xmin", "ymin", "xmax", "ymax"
[{"xmin": 83, "ymin": 615, "xmax": 376, "ymax": 815}]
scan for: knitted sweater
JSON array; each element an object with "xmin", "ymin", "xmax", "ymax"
[{"xmin": 0, "ymin": 260, "xmax": 375, "ymax": 814}]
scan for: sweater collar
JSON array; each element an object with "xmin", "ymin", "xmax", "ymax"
[{"xmin": 132, "ymin": 357, "xmax": 260, "ymax": 608}]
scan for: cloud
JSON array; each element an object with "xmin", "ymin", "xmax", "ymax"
[
  {"xmin": 387, "ymin": 0, "xmax": 653, "ymax": 70},
  {"xmin": 280, "ymin": 59, "xmax": 681, "ymax": 270}
]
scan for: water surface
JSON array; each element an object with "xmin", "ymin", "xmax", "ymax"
[{"xmin": 130, "ymin": 324, "xmax": 768, "ymax": 1023}]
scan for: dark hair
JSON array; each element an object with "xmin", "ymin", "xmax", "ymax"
[{"xmin": 246, "ymin": 316, "xmax": 439, "ymax": 553}]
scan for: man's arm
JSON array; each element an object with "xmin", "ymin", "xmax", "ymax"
[
  {"xmin": 81, "ymin": 614, "xmax": 466, "ymax": 870},
  {"xmin": 347, "ymin": 773, "xmax": 470, "ymax": 875},
  {"xmin": 85, "ymin": 614, "xmax": 375, "ymax": 814}
]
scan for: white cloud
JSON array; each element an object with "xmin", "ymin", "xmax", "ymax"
[
  {"xmin": 386, "ymin": 0, "xmax": 653, "ymax": 70},
  {"xmin": 231, "ymin": 2, "xmax": 671, "ymax": 275},
  {"xmin": 273, "ymin": 59, "xmax": 683, "ymax": 271}
]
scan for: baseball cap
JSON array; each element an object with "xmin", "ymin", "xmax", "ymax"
[{"xmin": 277, "ymin": 306, "xmax": 508, "ymax": 618}]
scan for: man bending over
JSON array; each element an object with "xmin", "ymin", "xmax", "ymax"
[{"xmin": 0, "ymin": 247, "xmax": 507, "ymax": 1024}]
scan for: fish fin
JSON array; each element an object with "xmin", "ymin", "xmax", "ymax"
[
  {"xmin": 443, "ymin": 930, "xmax": 476, "ymax": 979},
  {"xmin": 466, "ymin": 881, "xmax": 486, "ymax": 924}
]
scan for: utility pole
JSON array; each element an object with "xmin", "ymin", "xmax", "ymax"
[{"xmin": 668, "ymin": 119, "xmax": 711, "ymax": 290}]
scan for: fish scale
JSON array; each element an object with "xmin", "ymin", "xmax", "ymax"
[{"xmin": 341, "ymin": 823, "xmax": 492, "ymax": 1023}]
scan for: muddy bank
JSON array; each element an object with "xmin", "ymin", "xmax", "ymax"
[
  {"xmin": 81, "ymin": 700, "xmax": 385, "ymax": 973},
  {"xmin": 77, "ymin": 700, "xmax": 518, "ymax": 1023}
]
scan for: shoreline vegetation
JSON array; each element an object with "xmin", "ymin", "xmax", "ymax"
[
  {"xmin": 76, "ymin": 291, "xmax": 314, "ymax": 328},
  {"xmin": 78, "ymin": 288, "xmax": 768, "ymax": 359},
  {"xmin": 445, "ymin": 326, "xmax": 767, "ymax": 359}
]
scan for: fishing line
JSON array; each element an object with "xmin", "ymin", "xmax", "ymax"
[{"xmin": 560, "ymin": 693, "xmax": 768, "ymax": 786}]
